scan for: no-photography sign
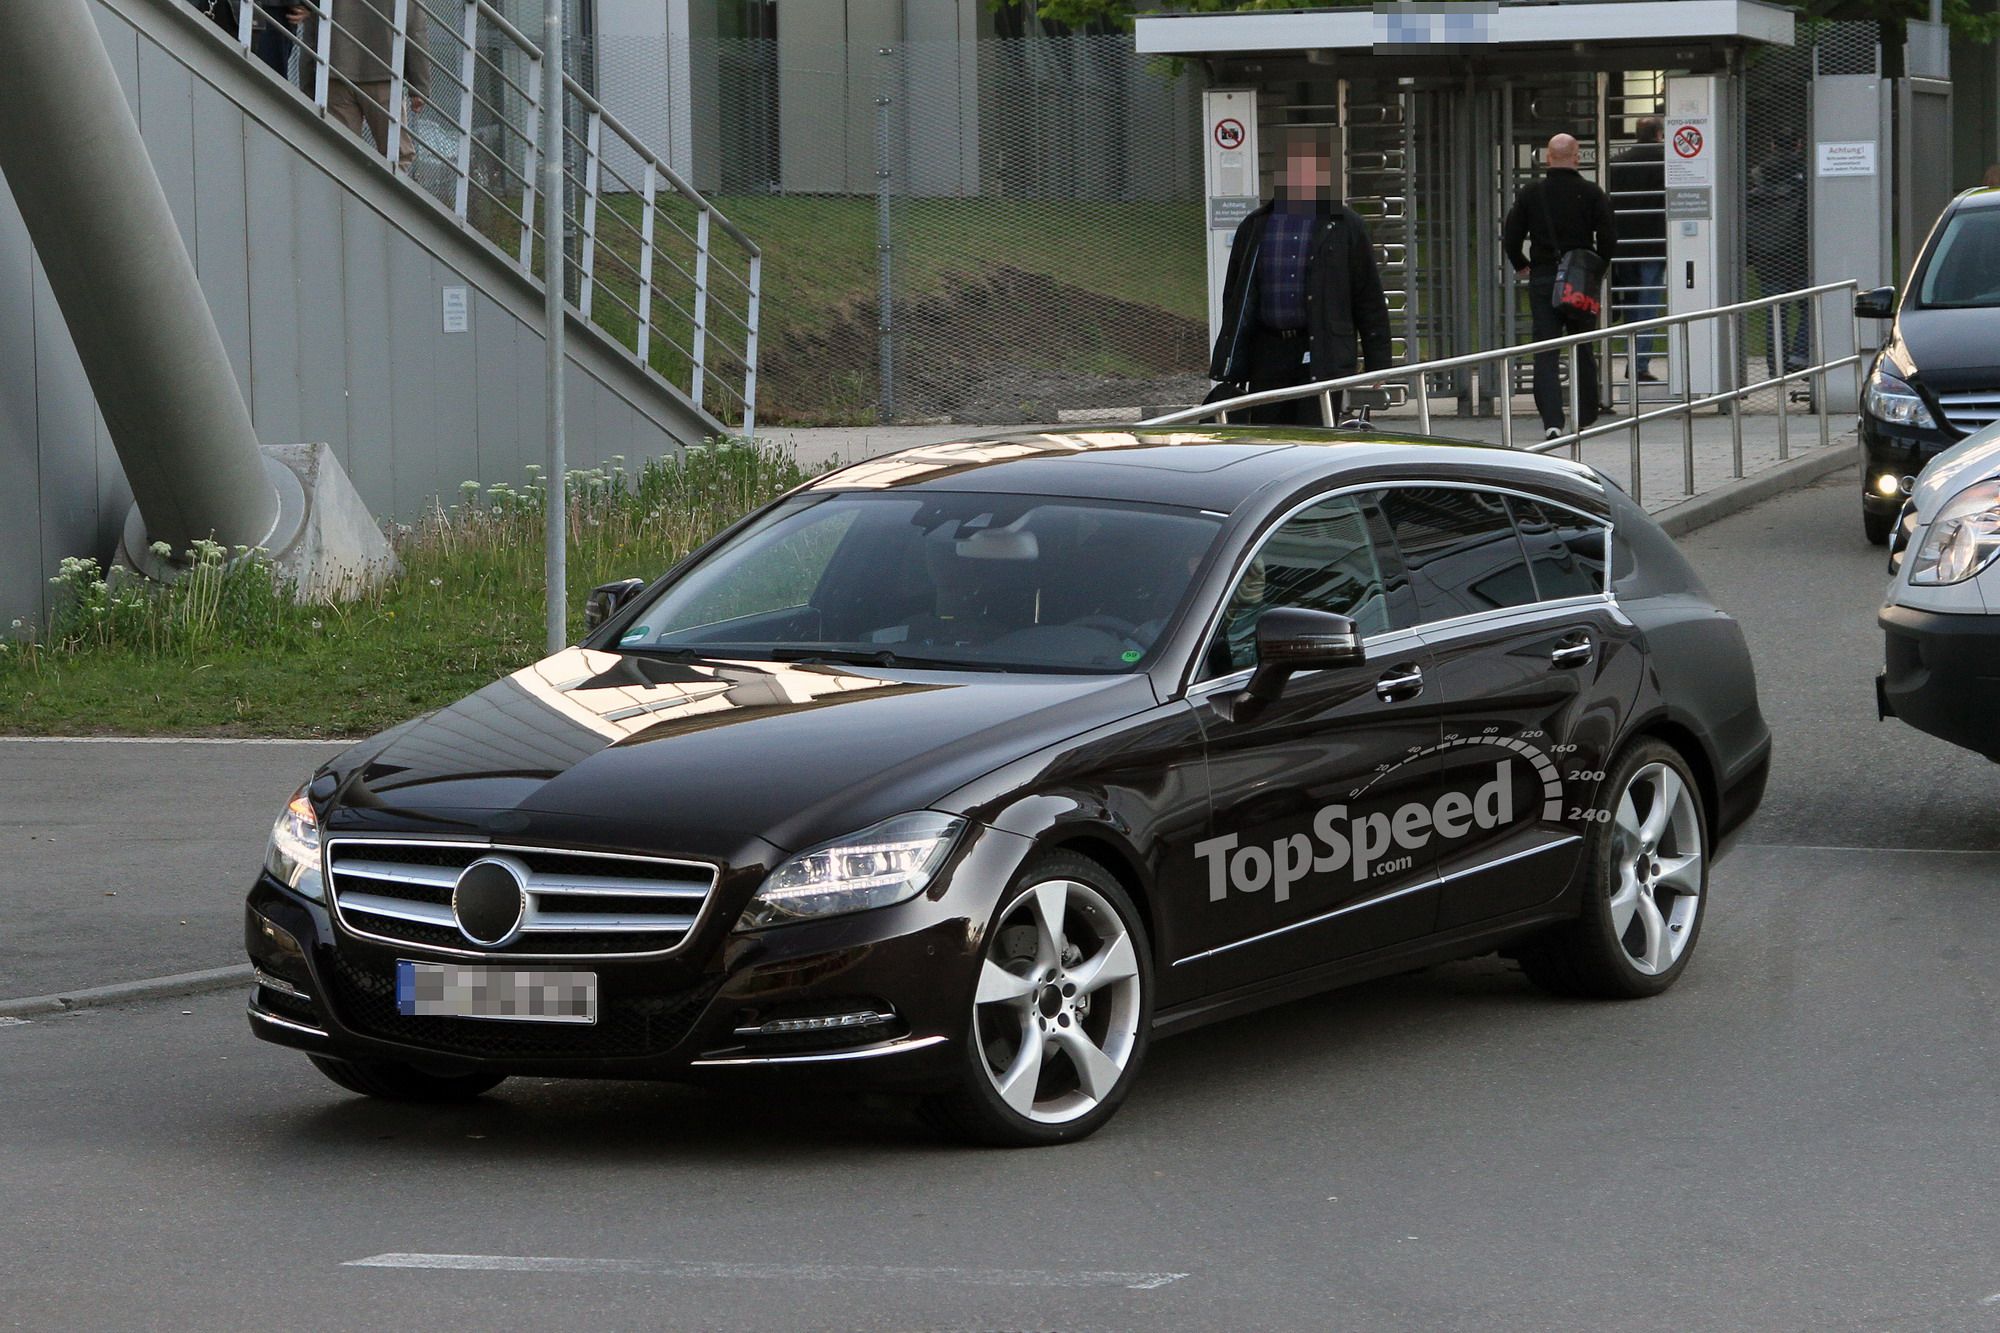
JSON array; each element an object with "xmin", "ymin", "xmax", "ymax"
[{"xmin": 1665, "ymin": 117, "xmax": 1712, "ymax": 188}]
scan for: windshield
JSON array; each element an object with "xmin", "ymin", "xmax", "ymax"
[
  {"xmin": 615, "ymin": 492, "xmax": 1223, "ymax": 673},
  {"xmin": 1917, "ymin": 208, "xmax": 2000, "ymax": 308}
]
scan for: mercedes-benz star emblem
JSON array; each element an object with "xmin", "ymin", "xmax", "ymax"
[{"xmin": 452, "ymin": 855, "xmax": 529, "ymax": 947}]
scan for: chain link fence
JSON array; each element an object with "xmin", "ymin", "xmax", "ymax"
[{"xmin": 1737, "ymin": 19, "xmax": 1881, "ymax": 408}]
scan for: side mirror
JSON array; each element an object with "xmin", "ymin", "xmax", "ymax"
[
  {"xmin": 1224, "ymin": 608, "xmax": 1363, "ymax": 722},
  {"xmin": 583, "ymin": 577, "xmax": 646, "ymax": 633},
  {"xmin": 1855, "ymin": 286, "xmax": 1897, "ymax": 319}
]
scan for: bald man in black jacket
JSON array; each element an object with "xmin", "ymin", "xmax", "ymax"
[{"xmin": 1503, "ymin": 133, "xmax": 1618, "ymax": 439}]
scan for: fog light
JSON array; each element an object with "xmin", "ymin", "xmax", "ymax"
[
  {"xmin": 1875, "ymin": 473, "xmax": 1901, "ymax": 497},
  {"xmin": 253, "ymin": 966, "xmax": 311, "ymax": 1002},
  {"xmin": 735, "ymin": 1009, "xmax": 895, "ymax": 1037}
]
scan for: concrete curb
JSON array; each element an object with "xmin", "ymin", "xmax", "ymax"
[
  {"xmin": 1651, "ymin": 438, "xmax": 1855, "ymax": 537},
  {"xmin": 0, "ymin": 963, "xmax": 253, "ymax": 1018}
]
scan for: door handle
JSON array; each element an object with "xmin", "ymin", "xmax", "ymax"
[
  {"xmin": 1551, "ymin": 636, "xmax": 1594, "ymax": 669},
  {"xmin": 1375, "ymin": 665, "xmax": 1424, "ymax": 702}
]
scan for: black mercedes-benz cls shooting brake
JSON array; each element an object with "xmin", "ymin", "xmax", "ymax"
[{"xmin": 247, "ymin": 428, "xmax": 1769, "ymax": 1145}]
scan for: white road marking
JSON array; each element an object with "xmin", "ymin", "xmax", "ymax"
[
  {"xmin": 1738, "ymin": 843, "xmax": 2000, "ymax": 856},
  {"xmin": 346, "ymin": 1253, "xmax": 1187, "ymax": 1291},
  {"xmin": 1981, "ymin": 1290, "xmax": 2000, "ymax": 1305},
  {"xmin": 0, "ymin": 1017, "xmax": 31, "ymax": 1028}
]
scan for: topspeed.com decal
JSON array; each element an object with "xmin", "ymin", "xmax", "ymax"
[{"xmin": 1198, "ymin": 762, "xmax": 1515, "ymax": 902}]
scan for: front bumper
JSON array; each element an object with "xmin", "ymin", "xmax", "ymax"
[
  {"xmin": 245, "ymin": 823, "xmax": 1035, "ymax": 1091},
  {"xmin": 1878, "ymin": 602, "xmax": 2000, "ymax": 760},
  {"xmin": 1860, "ymin": 418, "xmax": 1957, "ymax": 515}
]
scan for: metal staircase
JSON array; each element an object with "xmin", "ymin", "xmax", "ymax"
[{"xmin": 164, "ymin": 0, "xmax": 758, "ymax": 439}]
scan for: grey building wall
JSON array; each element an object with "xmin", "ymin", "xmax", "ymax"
[{"xmin": 2, "ymin": 0, "xmax": 718, "ymax": 628}]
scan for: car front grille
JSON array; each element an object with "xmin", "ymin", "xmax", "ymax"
[
  {"xmin": 325, "ymin": 836, "xmax": 720, "ymax": 959},
  {"xmin": 325, "ymin": 952, "xmax": 719, "ymax": 1060},
  {"xmin": 1936, "ymin": 390, "xmax": 2000, "ymax": 436}
]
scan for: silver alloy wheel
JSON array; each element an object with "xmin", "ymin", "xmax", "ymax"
[
  {"xmin": 1608, "ymin": 761, "xmax": 1704, "ymax": 975},
  {"xmin": 974, "ymin": 878, "xmax": 1143, "ymax": 1125}
]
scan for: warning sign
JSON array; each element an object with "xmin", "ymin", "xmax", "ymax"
[
  {"xmin": 1665, "ymin": 116, "xmax": 1712, "ymax": 189},
  {"xmin": 1213, "ymin": 118, "xmax": 1246, "ymax": 151}
]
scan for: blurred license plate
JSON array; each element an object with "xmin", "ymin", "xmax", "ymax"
[{"xmin": 395, "ymin": 960, "xmax": 596, "ymax": 1025}]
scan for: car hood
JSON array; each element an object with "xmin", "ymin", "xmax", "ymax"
[
  {"xmin": 1892, "ymin": 308, "xmax": 2000, "ymax": 393},
  {"xmin": 319, "ymin": 647, "xmax": 1157, "ymax": 860},
  {"xmin": 1913, "ymin": 420, "xmax": 2000, "ymax": 520}
]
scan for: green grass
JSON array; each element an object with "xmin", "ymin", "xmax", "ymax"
[
  {"xmin": 0, "ymin": 442, "xmax": 817, "ymax": 739},
  {"xmin": 469, "ymin": 189, "xmax": 1207, "ymax": 424}
]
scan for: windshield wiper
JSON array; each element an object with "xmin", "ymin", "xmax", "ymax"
[{"xmin": 615, "ymin": 645, "xmax": 716, "ymax": 663}]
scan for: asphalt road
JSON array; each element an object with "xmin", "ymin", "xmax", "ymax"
[
  {"xmin": 2, "ymin": 474, "xmax": 1997, "ymax": 1331},
  {"xmin": 0, "ymin": 739, "xmax": 339, "ymax": 998}
]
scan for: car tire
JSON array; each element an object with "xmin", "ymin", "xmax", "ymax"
[
  {"xmin": 922, "ymin": 851, "xmax": 1153, "ymax": 1147},
  {"xmin": 1864, "ymin": 505, "xmax": 1894, "ymax": 546},
  {"xmin": 1516, "ymin": 738, "xmax": 1709, "ymax": 1000},
  {"xmin": 308, "ymin": 1054, "xmax": 507, "ymax": 1102}
]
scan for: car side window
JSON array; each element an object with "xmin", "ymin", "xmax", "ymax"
[
  {"xmin": 1204, "ymin": 493, "xmax": 1398, "ymax": 676},
  {"xmin": 1379, "ymin": 487, "xmax": 1539, "ymax": 624},
  {"xmin": 1508, "ymin": 496, "xmax": 1609, "ymax": 601}
]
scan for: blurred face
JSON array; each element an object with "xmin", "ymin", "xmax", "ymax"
[{"xmin": 1284, "ymin": 142, "xmax": 1333, "ymax": 200}]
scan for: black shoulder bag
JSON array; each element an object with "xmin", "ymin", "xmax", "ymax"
[{"xmin": 1540, "ymin": 185, "xmax": 1606, "ymax": 318}]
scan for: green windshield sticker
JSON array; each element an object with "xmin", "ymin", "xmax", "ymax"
[
  {"xmin": 1121, "ymin": 649, "xmax": 1143, "ymax": 663},
  {"xmin": 621, "ymin": 627, "xmax": 650, "ymax": 642}
]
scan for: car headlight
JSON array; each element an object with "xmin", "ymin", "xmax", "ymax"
[
  {"xmin": 736, "ymin": 812, "xmax": 964, "ymax": 930},
  {"xmin": 264, "ymin": 785, "xmax": 324, "ymax": 901},
  {"xmin": 1863, "ymin": 365, "xmax": 1937, "ymax": 429},
  {"xmin": 1909, "ymin": 481, "xmax": 2000, "ymax": 585}
]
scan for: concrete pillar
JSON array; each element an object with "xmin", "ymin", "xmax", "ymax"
[{"xmin": 0, "ymin": 0, "xmax": 280, "ymax": 557}]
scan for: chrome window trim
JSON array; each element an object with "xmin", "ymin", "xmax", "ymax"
[
  {"xmin": 323, "ymin": 835, "xmax": 724, "ymax": 962},
  {"xmin": 1181, "ymin": 478, "xmax": 1617, "ymax": 696},
  {"xmin": 1170, "ymin": 834, "xmax": 1581, "ymax": 967},
  {"xmin": 1402, "ymin": 593, "xmax": 1629, "ymax": 650}
]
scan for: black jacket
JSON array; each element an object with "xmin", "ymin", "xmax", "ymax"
[
  {"xmin": 1209, "ymin": 201, "xmax": 1394, "ymax": 384},
  {"xmin": 1608, "ymin": 142, "xmax": 1665, "ymax": 247},
  {"xmin": 1502, "ymin": 168, "xmax": 1618, "ymax": 274}
]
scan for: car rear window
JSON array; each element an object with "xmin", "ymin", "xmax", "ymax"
[
  {"xmin": 1508, "ymin": 497, "xmax": 1608, "ymax": 600},
  {"xmin": 1380, "ymin": 487, "xmax": 1539, "ymax": 624}
]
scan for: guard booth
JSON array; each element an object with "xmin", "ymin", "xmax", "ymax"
[{"xmin": 1136, "ymin": 1, "xmax": 1797, "ymax": 411}]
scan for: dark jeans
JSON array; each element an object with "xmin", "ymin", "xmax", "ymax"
[
  {"xmin": 1529, "ymin": 273, "xmax": 1599, "ymax": 432},
  {"xmin": 1242, "ymin": 327, "xmax": 1339, "ymax": 426},
  {"xmin": 1614, "ymin": 258, "xmax": 1666, "ymax": 373}
]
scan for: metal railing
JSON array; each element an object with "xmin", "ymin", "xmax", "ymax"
[
  {"xmin": 1147, "ymin": 281, "xmax": 1864, "ymax": 506},
  {"xmin": 214, "ymin": 0, "xmax": 760, "ymax": 436}
]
